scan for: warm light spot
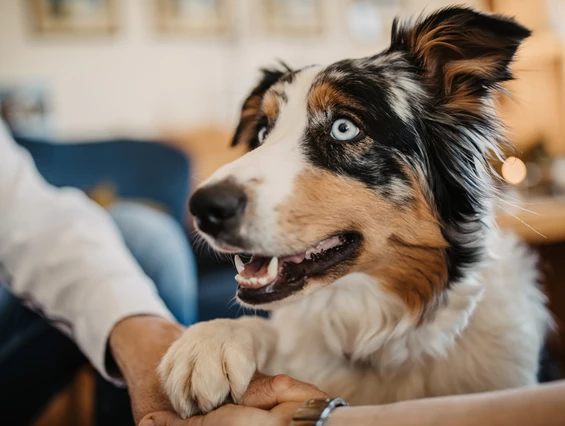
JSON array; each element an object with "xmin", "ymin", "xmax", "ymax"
[{"xmin": 502, "ymin": 156, "xmax": 527, "ymax": 185}]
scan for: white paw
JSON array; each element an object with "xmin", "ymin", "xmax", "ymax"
[{"xmin": 158, "ymin": 319, "xmax": 257, "ymax": 418}]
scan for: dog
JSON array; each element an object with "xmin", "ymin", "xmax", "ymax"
[{"xmin": 159, "ymin": 7, "xmax": 551, "ymax": 418}]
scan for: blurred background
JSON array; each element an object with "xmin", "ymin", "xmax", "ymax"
[{"xmin": 1, "ymin": 0, "xmax": 565, "ymax": 425}]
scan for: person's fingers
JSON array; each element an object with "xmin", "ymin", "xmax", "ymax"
[
  {"xmin": 139, "ymin": 405, "xmax": 271, "ymax": 426},
  {"xmin": 242, "ymin": 373, "xmax": 330, "ymax": 409},
  {"xmin": 138, "ymin": 411, "xmax": 202, "ymax": 426}
]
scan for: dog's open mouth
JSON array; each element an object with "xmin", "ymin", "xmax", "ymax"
[{"xmin": 235, "ymin": 232, "xmax": 361, "ymax": 305}]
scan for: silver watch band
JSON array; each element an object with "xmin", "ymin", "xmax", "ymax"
[{"xmin": 290, "ymin": 397, "xmax": 349, "ymax": 426}]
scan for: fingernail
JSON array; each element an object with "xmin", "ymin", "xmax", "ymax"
[{"xmin": 139, "ymin": 419, "xmax": 155, "ymax": 426}]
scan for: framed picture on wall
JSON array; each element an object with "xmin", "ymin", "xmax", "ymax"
[
  {"xmin": 0, "ymin": 84, "xmax": 53, "ymax": 138},
  {"xmin": 28, "ymin": 0, "xmax": 119, "ymax": 35},
  {"xmin": 155, "ymin": 0, "xmax": 230, "ymax": 35},
  {"xmin": 260, "ymin": 0, "xmax": 324, "ymax": 36}
]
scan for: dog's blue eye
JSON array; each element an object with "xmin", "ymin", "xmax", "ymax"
[
  {"xmin": 330, "ymin": 119, "xmax": 359, "ymax": 141},
  {"xmin": 258, "ymin": 126, "xmax": 268, "ymax": 144}
]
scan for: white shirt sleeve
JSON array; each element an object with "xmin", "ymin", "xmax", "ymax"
[{"xmin": 0, "ymin": 121, "xmax": 174, "ymax": 383}]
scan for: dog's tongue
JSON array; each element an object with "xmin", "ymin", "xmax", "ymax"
[
  {"xmin": 240, "ymin": 256, "xmax": 271, "ymax": 279},
  {"xmin": 235, "ymin": 255, "xmax": 279, "ymax": 289}
]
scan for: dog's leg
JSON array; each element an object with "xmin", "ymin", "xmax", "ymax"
[{"xmin": 158, "ymin": 317, "xmax": 276, "ymax": 418}]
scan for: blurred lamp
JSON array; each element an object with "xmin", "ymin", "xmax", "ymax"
[{"xmin": 501, "ymin": 156, "xmax": 527, "ymax": 185}]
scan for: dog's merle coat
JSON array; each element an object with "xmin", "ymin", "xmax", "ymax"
[{"xmin": 160, "ymin": 8, "xmax": 549, "ymax": 419}]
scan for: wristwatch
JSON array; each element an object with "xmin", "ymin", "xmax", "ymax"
[{"xmin": 289, "ymin": 398, "xmax": 349, "ymax": 426}]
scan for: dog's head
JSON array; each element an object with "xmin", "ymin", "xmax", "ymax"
[{"xmin": 189, "ymin": 7, "xmax": 529, "ymax": 315}]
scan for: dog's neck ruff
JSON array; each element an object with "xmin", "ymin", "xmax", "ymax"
[{"xmin": 272, "ymin": 234, "xmax": 497, "ymax": 376}]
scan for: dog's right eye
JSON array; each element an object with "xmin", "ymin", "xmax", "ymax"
[
  {"xmin": 257, "ymin": 126, "xmax": 269, "ymax": 144},
  {"xmin": 330, "ymin": 118, "xmax": 360, "ymax": 141}
]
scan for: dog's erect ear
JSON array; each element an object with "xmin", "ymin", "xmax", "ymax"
[
  {"xmin": 389, "ymin": 7, "xmax": 530, "ymax": 109},
  {"xmin": 231, "ymin": 63, "xmax": 292, "ymax": 149}
]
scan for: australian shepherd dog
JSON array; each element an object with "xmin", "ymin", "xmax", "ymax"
[{"xmin": 159, "ymin": 7, "xmax": 550, "ymax": 418}]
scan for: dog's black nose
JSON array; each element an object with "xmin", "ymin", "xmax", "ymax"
[{"xmin": 189, "ymin": 181, "xmax": 247, "ymax": 238}]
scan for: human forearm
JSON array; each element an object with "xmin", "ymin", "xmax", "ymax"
[
  {"xmin": 109, "ymin": 315, "xmax": 184, "ymax": 421},
  {"xmin": 326, "ymin": 381, "xmax": 565, "ymax": 426}
]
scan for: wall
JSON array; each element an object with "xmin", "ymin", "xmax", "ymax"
[{"xmin": 0, "ymin": 0, "xmax": 483, "ymax": 139}]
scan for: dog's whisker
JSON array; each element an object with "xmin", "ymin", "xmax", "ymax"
[
  {"xmin": 497, "ymin": 205, "xmax": 547, "ymax": 240},
  {"xmin": 497, "ymin": 197, "xmax": 540, "ymax": 215}
]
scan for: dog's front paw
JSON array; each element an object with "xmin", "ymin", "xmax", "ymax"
[{"xmin": 158, "ymin": 319, "xmax": 257, "ymax": 418}]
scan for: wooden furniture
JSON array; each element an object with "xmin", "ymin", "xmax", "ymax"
[
  {"xmin": 33, "ymin": 368, "xmax": 94, "ymax": 426},
  {"xmin": 163, "ymin": 127, "xmax": 243, "ymax": 183},
  {"xmin": 498, "ymin": 197, "xmax": 565, "ymax": 244}
]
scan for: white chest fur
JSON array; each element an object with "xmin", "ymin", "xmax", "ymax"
[{"xmin": 266, "ymin": 233, "xmax": 550, "ymax": 405}]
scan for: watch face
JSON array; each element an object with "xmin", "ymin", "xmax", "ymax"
[
  {"xmin": 291, "ymin": 398, "xmax": 348, "ymax": 425},
  {"xmin": 291, "ymin": 399, "xmax": 329, "ymax": 424}
]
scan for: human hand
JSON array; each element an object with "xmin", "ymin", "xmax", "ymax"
[
  {"xmin": 109, "ymin": 315, "xmax": 184, "ymax": 424},
  {"xmin": 139, "ymin": 373, "xmax": 329, "ymax": 426}
]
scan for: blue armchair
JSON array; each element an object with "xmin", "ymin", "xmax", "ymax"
[{"xmin": 16, "ymin": 137, "xmax": 190, "ymax": 224}]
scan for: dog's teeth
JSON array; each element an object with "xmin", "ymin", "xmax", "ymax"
[
  {"xmin": 305, "ymin": 249, "xmax": 314, "ymax": 260},
  {"xmin": 234, "ymin": 255, "xmax": 245, "ymax": 274},
  {"xmin": 268, "ymin": 257, "xmax": 278, "ymax": 279}
]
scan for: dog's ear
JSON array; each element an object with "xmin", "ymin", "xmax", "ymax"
[
  {"xmin": 231, "ymin": 63, "xmax": 292, "ymax": 149},
  {"xmin": 389, "ymin": 7, "xmax": 530, "ymax": 110}
]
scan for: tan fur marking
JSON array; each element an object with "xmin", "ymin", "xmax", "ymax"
[
  {"xmin": 237, "ymin": 95, "xmax": 262, "ymax": 145},
  {"xmin": 407, "ymin": 22, "xmax": 515, "ymax": 113},
  {"xmin": 443, "ymin": 56, "xmax": 505, "ymax": 111},
  {"xmin": 277, "ymin": 167, "xmax": 449, "ymax": 318},
  {"xmin": 308, "ymin": 81, "xmax": 356, "ymax": 112},
  {"xmin": 262, "ymin": 91, "xmax": 280, "ymax": 122}
]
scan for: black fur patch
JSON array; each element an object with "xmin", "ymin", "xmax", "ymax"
[
  {"xmin": 302, "ymin": 61, "xmax": 417, "ymax": 203},
  {"xmin": 231, "ymin": 62, "xmax": 293, "ymax": 149}
]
